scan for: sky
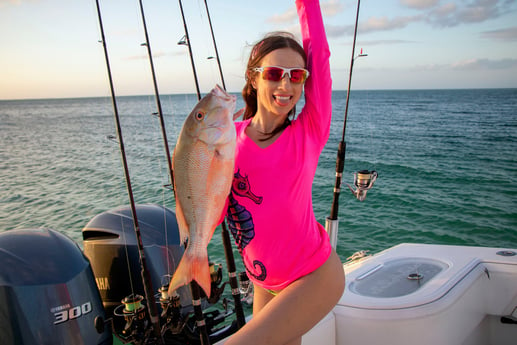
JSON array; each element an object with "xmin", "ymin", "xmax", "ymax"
[{"xmin": 1, "ymin": 0, "xmax": 516, "ymax": 100}]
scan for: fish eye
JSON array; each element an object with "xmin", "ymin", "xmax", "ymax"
[{"xmin": 195, "ymin": 112, "xmax": 205, "ymax": 121}]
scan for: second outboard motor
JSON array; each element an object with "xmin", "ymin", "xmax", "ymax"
[
  {"xmin": 82, "ymin": 204, "xmax": 191, "ymax": 319},
  {"xmin": 0, "ymin": 228, "xmax": 111, "ymax": 345}
]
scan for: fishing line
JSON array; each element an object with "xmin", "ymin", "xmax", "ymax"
[
  {"xmin": 94, "ymin": 1, "xmax": 164, "ymax": 343},
  {"xmin": 199, "ymin": 0, "xmax": 245, "ymax": 328},
  {"xmin": 121, "ymin": 210, "xmax": 137, "ymax": 297},
  {"xmin": 106, "ymin": 131, "xmax": 139, "ymax": 299},
  {"xmin": 176, "ymin": 2, "xmax": 211, "ymax": 343},
  {"xmin": 145, "ymin": 95, "xmax": 175, "ymax": 281},
  {"xmin": 137, "ymin": 0, "xmax": 175, "ymax": 192},
  {"xmin": 178, "ymin": 0, "xmax": 201, "ymax": 99},
  {"xmin": 176, "ymin": 0, "xmax": 247, "ymax": 337},
  {"xmin": 351, "ymin": 87, "xmax": 377, "ymax": 170},
  {"xmin": 203, "ymin": 0, "xmax": 226, "ymax": 90},
  {"xmin": 195, "ymin": 0, "xmax": 227, "ymax": 89},
  {"xmin": 94, "ymin": 2, "xmax": 140, "ymax": 304},
  {"xmin": 160, "ymin": 188, "xmax": 175, "ymax": 286},
  {"xmin": 326, "ymin": 0, "xmax": 377, "ymax": 248},
  {"xmin": 364, "ymin": 90, "xmax": 378, "ymax": 171},
  {"xmin": 136, "ymin": 0, "xmax": 177, "ymax": 284},
  {"xmin": 326, "ymin": 0, "xmax": 362, "ymax": 248}
]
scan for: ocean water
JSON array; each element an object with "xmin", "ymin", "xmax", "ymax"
[{"xmin": 1, "ymin": 89, "xmax": 516, "ymax": 267}]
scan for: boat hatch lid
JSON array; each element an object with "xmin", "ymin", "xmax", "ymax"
[
  {"xmin": 348, "ymin": 257, "xmax": 448, "ymax": 298},
  {"xmin": 340, "ymin": 243, "xmax": 517, "ymax": 310}
]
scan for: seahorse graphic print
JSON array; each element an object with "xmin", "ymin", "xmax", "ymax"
[{"xmin": 226, "ymin": 170, "xmax": 267, "ymax": 281}]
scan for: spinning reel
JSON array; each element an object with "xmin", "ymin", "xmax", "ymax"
[
  {"xmin": 347, "ymin": 170, "xmax": 378, "ymax": 201},
  {"xmin": 112, "ymin": 262, "xmax": 235, "ymax": 345}
]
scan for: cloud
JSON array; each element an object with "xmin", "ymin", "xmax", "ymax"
[
  {"xmin": 269, "ymin": 0, "xmax": 516, "ymax": 44},
  {"xmin": 267, "ymin": 0, "xmax": 344, "ymax": 24},
  {"xmin": 456, "ymin": 3, "xmax": 499, "ymax": 23},
  {"xmin": 326, "ymin": 14, "xmax": 422, "ymax": 38},
  {"xmin": 335, "ymin": 0, "xmax": 517, "ymax": 37},
  {"xmin": 360, "ymin": 15, "xmax": 423, "ymax": 33},
  {"xmin": 267, "ymin": 8, "xmax": 298, "ymax": 24},
  {"xmin": 321, "ymin": 0, "xmax": 344, "ymax": 17},
  {"xmin": 123, "ymin": 51, "xmax": 180, "ymax": 61},
  {"xmin": 0, "ymin": 0, "xmax": 20, "ymax": 7},
  {"xmin": 0, "ymin": 0, "xmax": 39, "ymax": 6},
  {"xmin": 358, "ymin": 39, "xmax": 418, "ymax": 46},
  {"xmin": 412, "ymin": 57, "xmax": 517, "ymax": 71},
  {"xmin": 425, "ymin": 0, "xmax": 514, "ymax": 27},
  {"xmin": 325, "ymin": 24, "xmax": 354, "ymax": 37},
  {"xmin": 450, "ymin": 58, "xmax": 517, "ymax": 70},
  {"xmin": 480, "ymin": 26, "xmax": 517, "ymax": 41},
  {"xmin": 400, "ymin": 0, "xmax": 440, "ymax": 10},
  {"xmin": 431, "ymin": 3, "xmax": 457, "ymax": 17}
]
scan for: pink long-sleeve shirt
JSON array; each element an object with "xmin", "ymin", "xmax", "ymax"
[{"xmin": 226, "ymin": 0, "xmax": 332, "ymax": 290}]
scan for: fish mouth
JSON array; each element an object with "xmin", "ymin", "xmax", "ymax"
[{"xmin": 212, "ymin": 84, "xmax": 236, "ymax": 103}]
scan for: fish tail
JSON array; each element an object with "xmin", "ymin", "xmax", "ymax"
[{"xmin": 167, "ymin": 249, "xmax": 211, "ymax": 297}]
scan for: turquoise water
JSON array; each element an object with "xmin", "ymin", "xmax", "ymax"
[{"xmin": 1, "ymin": 89, "xmax": 516, "ymax": 267}]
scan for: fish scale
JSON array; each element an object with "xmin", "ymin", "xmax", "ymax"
[{"xmin": 168, "ymin": 85, "xmax": 236, "ymax": 297}]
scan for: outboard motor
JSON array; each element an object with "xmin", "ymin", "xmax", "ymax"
[
  {"xmin": 83, "ymin": 204, "xmax": 236, "ymax": 344},
  {"xmin": 82, "ymin": 204, "xmax": 191, "ymax": 319},
  {"xmin": 0, "ymin": 228, "xmax": 111, "ymax": 345}
]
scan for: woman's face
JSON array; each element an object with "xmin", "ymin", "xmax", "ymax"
[{"xmin": 252, "ymin": 48, "xmax": 305, "ymax": 119}]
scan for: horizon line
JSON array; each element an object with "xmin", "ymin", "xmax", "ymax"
[{"xmin": 2, "ymin": 87, "xmax": 516, "ymax": 102}]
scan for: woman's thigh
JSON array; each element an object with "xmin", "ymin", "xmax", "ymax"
[
  {"xmin": 253, "ymin": 284, "xmax": 276, "ymax": 315},
  {"xmin": 225, "ymin": 250, "xmax": 345, "ymax": 345}
]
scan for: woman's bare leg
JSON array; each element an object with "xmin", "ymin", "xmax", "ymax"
[
  {"xmin": 253, "ymin": 284, "xmax": 275, "ymax": 314},
  {"xmin": 224, "ymin": 250, "xmax": 345, "ymax": 345},
  {"xmin": 252, "ymin": 286, "xmax": 302, "ymax": 345}
]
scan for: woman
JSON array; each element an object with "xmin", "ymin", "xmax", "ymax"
[{"xmin": 224, "ymin": 0, "xmax": 344, "ymax": 344}]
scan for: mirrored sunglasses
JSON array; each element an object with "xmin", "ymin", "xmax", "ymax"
[{"xmin": 251, "ymin": 66, "xmax": 309, "ymax": 84}]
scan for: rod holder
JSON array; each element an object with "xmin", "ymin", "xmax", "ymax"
[{"xmin": 325, "ymin": 217, "xmax": 339, "ymax": 250}]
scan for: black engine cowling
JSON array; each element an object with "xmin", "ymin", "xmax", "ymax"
[
  {"xmin": 0, "ymin": 228, "xmax": 112, "ymax": 345},
  {"xmin": 82, "ymin": 204, "xmax": 191, "ymax": 319}
]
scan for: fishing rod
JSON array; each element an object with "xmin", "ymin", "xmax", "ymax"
[
  {"xmin": 94, "ymin": 1, "xmax": 164, "ymax": 344},
  {"xmin": 325, "ymin": 0, "xmax": 376, "ymax": 249},
  {"xmin": 177, "ymin": 1, "xmax": 210, "ymax": 343},
  {"xmin": 178, "ymin": 0, "xmax": 201, "ymax": 98},
  {"xmin": 177, "ymin": 0, "xmax": 246, "ymax": 337},
  {"xmin": 203, "ymin": 0, "xmax": 226, "ymax": 90},
  {"xmin": 137, "ymin": 0, "xmax": 175, "ymax": 192},
  {"xmin": 203, "ymin": 0, "xmax": 246, "ymax": 329}
]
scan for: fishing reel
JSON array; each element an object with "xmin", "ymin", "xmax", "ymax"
[
  {"xmin": 113, "ymin": 274, "xmax": 235, "ymax": 344},
  {"xmin": 111, "ymin": 261, "xmax": 231, "ymax": 344},
  {"xmin": 347, "ymin": 170, "xmax": 378, "ymax": 201},
  {"xmin": 156, "ymin": 272, "xmax": 238, "ymax": 344},
  {"xmin": 157, "ymin": 261, "xmax": 228, "ymax": 330},
  {"xmin": 238, "ymin": 271, "xmax": 254, "ymax": 305},
  {"xmin": 113, "ymin": 294, "xmax": 152, "ymax": 344},
  {"xmin": 207, "ymin": 262, "xmax": 227, "ymax": 304},
  {"xmin": 158, "ymin": 287, "xmax": 186, "ymax": 335}
]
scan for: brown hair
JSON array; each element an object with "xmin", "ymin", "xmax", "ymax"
[{"xmin": 242, "ymin": 32, "xmax": 307, "ymax": 139}]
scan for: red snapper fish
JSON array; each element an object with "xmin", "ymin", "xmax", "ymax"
[{"xmin": 168, "ymin": 85, "xmax": 237, "ymax": 297}]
